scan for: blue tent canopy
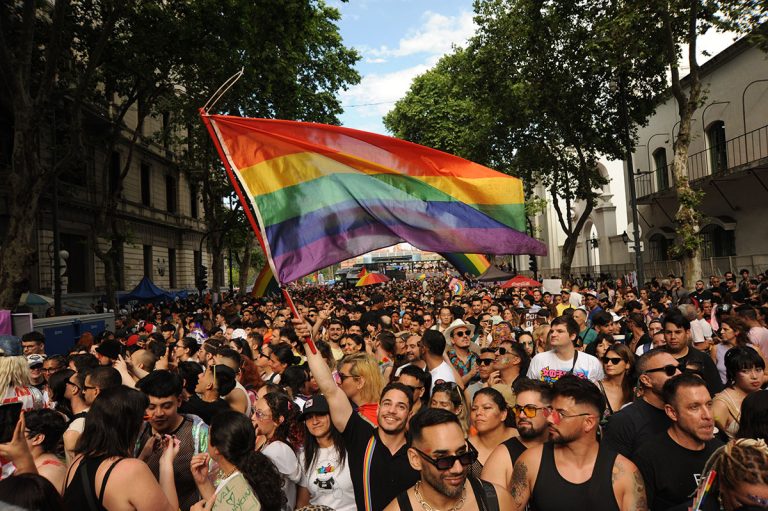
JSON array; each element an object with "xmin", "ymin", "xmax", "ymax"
[{"xmin": 119, "ymin": 276, "xmax": 174, "ymax": 304}]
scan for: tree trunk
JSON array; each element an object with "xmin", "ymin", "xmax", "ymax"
[
  {"xmin": 0, "ymin": 112, "xmax": 45, "ymax": 309},
  {"xmin": 557, "ymin": 203, "xmax": 594, "ymax": 282},
  {"xmin": 238, "ymin": 233, "xmax": 255, "ymax": 293}
]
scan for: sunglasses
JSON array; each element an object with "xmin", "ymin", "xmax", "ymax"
[
  {"xmin": 644, "ymin": 364, "xmax": 681, "ymax": 377},
  {"xmin": 512, "ymin": 404, "xmax": 546, "ymax": 418},
  {"xmin": 496, "ymin": 347, "xmax": 508, "ymax": 355},
  {"xmin": 338, "ymin": 373, "xmax": 359, "ymax": 382},
  {"xmin": 601, "ymin": 356, "xmax": 624, "ymax": 365},
  {"xmin": 544, "ymin": 407, "xmax": 593, "ymax": 425},
  {"xmin": 412, "ymin": 446, "xmax": 478, "ymax": 470},
  {"xmin": 453, "ymin": 330, "xmax": 468, "ymax": 338},
  {"xmin": 478, "ymin": 359, "xmax": 495, "ymax": 366}
]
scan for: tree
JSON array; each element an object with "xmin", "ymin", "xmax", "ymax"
[{"xmin": 387, "ymin": 0, "xmax": 666, "ymax": 279}]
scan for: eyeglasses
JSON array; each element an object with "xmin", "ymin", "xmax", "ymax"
[
  {"xmin": 404, "ymin": 384, "xmax": 424, "ymax": 392},
  {"xmin": 411, "ymin": 446, "xmax": 478, "ymax": 471},
  {"xmin": 644, "ymin": 364, "xmax": 681, "ymax": 377},
  {"xmin": 82, "ymin": 384, "xmax": 97, "ymax": 391},
  {"xmin": 544, "ymin": 407, "xmax": 593, "ymax": 425},
  {"xmin": 601, "ymin": 356, "xmax": 624, "ymax": 365},
  {"xmin": 478, "ymin": 359, "xmax": 495, "ymax": 366},
  {"xmin": 512, "ymin": 404, "xmax": 546, "ymax": 418},
  {"xmin": 252, "ymin": 409, "xmax": 273, "ymax": 421},
  {"xmin": 65, "ymin": 380, "xmax": 80, "ymax": 390},
  {"xmin": 453, "ymin": 330, "xmax": 468, "ymax": 338},
  {"xmin": 338, "ymin": 373, "xmax": 359, "ymax": 382},
  {"xmin": 42, "ymin": 366, "xmax": 62, "ymax": 373}
]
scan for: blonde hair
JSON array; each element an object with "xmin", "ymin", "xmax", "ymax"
[
  {"xmin": 342, "ymin": 353, "xmax": 384, "ymax": 404},
  {"xmin": 704, "ymin": 438, "xmax": 768, "ymax": 493},
  {"xmin": 0, "ymin": 356, "xmax": 31, "ymax": 391}
]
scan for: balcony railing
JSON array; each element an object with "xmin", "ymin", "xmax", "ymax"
[{"xmin": 635, "ymin": 123, "xmax": 768, "ymax": 198}]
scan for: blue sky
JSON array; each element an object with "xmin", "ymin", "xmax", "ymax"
[
  {"xmin": 331, "ymin": 0, "xmax": 476, "ymax": 135},
  {"xmin": 329, "ymin": 0, "xmax": 738, "ymax": 136}
]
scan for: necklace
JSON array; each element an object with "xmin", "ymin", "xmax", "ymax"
[{"xmin": 414, "ymin": 481, "xmax": 466, "ymax": 511}]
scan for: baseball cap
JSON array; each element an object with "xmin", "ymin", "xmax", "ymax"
[
  {"xmin": 298, "ymin": 395, "xmax": 330, "ymax": 420},
  {"xmin": 27, "ymin": 354, "xmax": 46, "ymax": 368},
  {"xmin": 95, "ymin": 339, "xmax": 122, "ymax": 360}
]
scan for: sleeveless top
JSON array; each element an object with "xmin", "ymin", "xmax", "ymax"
[
  {"xmin": 396, "ymin": 477, "xmax": 499, "ymax": 511},
  {"xmin": 531, "ymin": 442, "xmax": 620, "ymax": 511},
  {"xmin": 713, "ymin": 390, "xmax": 741, "ymax": 440},
  {"xmin": 502, "ymin": 436, "xmax": 528, "ymax": 466},
  {"xmin": 62, "ymin": 455, "xmax": 124, "ymax": 511}
]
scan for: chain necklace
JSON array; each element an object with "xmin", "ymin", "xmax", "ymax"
[{"xmin": 414, "ymin": 481, "xmax": 466, "ymax": 511}]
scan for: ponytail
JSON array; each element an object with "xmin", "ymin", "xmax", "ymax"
[{"xmin": 234, "ymin": 450, "xmax": 287, "ymax": 510}]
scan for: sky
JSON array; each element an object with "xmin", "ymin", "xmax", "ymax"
[{"xmin": 330, "ymin": 0, "xmax": 741, "ymax": 136}]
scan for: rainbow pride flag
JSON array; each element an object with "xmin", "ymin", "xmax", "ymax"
[
  {"xmin": 250, "ymin": 265, "xmax": 280, "ymax": 297},
  {"xmin": 203, "ymin": 114, "xmax": 546, "ymax": 283},
  {"xmin": 441, "ymin": 253, "xmax": 492, "ymax": 277}
]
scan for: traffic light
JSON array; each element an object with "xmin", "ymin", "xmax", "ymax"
[
  {"xmin": 198, "ymin": 264, "xmax": 208, "ymax": 290},
  {"xmin": 529, "ymin": 255, "xmax": 538, "ymax": 275}
]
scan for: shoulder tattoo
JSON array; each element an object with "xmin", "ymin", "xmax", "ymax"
[{"xmin": 510, "ymin": 461, "xmax": 529, "ymax": 505}]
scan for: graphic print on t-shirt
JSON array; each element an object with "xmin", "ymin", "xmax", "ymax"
[
  {"xmin": 538, "ymin": 367, "xmax": 589, "ymax": 384},
  {"xmin": 312, "ymin": 458, "xmax": 343, "ymax": 498}
]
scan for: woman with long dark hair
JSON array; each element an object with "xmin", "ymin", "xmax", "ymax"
[
  {"xmin": 597, "ymin": 343, "xmax": 636, "ymax": 419},
  {"xmin": 251, "ymin": 391, "xmax": 302, "ymax": 510},
  {"xmin": 713, "ymin": 347, "xmax": 765, "ymax": 440},
  {"xmin": 268, "ymin": 343, "xmax": 301, "ymax": 384},
  {"xmin": 295, "ymin": 395, "xmax": 355, "ymax": 511},
  {"xmin": 190, "ymin": 410, "xmax": 286, "ymax": 511},
  {"xmin": 713, "ymin": 316, "xmax": 759, "ymax": 385},
  {"xmin": 62, "ymin": 386, "xmax": 180, "ymax": 510}
]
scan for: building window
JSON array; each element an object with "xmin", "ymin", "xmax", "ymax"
[
  {"xmin": 653, "ymin": 148, "xmax": 669, "ymax": 191},
  {"xmin": 168, "ymin": 248, "xmax": 176, "ymax": 288},
  {"xmin": 707, "ymin": 121, "xmax": 728, "ymax": 175},
  {"xmin": 143, "ymin": 245, "xmax": 152, "ymax": 277},
  {"xmin": 141, "ymin": 163, "xmax": 151, "ymax": 206},
  {"xmin": 165, "ymin": 175, "xmax": 177, "ymax": 213},
  {"xmin": 648, "ymin": 234, "xmax": 670, "ymax": 262},
  {"xmin": 701, "ymin": 224, "xmax": 735, "ymax": 258},
  {"xmin": 190, "ymin": 188, "xmax": 198, "ymax": 218},
  {"xmin": 109, "ymin": 151, "xmax": 121, "ymax": 195}
]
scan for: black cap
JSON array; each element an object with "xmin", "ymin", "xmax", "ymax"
[{"xmin": 298, "ymin": 395, "xmax": 330, "ymax": 420}]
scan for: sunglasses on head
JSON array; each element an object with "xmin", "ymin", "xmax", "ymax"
[
  {"xmin": 601, "ymin": 356, "xmax": 624, "ymax": 365},
  {"xmin": 644, "ymin": 363, "xmax": 681, "ymax": 377},
  {"xmin": 412, "ymin": 446, "xmax": 478, "ymax": 470}
]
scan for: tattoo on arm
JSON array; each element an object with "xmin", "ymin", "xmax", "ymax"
[
  {"xmin": 510, "ymin": 461, "xmax": 529, "ymax": 506},
  {"xmin": 630, "ymin": 469, "xmax": 648, "ymax": 511}
]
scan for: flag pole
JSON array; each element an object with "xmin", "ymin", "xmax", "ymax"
[{"xmin": 199, "ymin": 101, "xmax": 317, "ymax": 353}]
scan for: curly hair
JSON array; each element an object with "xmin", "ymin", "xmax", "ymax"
[
  {"xmin": 703, "ymin": 438, "xmax": 768, "ymax": 497},
  {"xmin": 262, "ymin": 391, "xmax": 304, "ymax": 451},
  {"xmin": 210, "ymin": 411, "xmax": 286, "ymax": 510}
]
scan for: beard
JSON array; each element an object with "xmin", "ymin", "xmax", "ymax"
[
  {"xmin": 549, "ymin": 427, "xmax": 579, "ymax": 445},
  {"xmin": 517, "ymin": 421, "xmax": 545, "ymax": 440},
  {"xmin": 422, "ymin": 467, "xmax": 467, "ymax": 499}
]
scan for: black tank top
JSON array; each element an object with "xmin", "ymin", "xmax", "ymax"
[
  {"xmin": 503, "ymin": 436, "xmax": 528, "ymax": 465},
  {"xmin": 397, "ymin": 477, "xmax": 499, "ymax": 511},
  {"xmin": 62, "ymin": 455, "xmax": 123, "ymax": 511},
  {"xmin": 531, "ymin": 442, "xmax": 620, "ymax": 511}
]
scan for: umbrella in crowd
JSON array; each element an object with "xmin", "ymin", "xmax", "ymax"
[
  {"xmin": 356, "ymin": 272, "xmax": 390, "ymax": 287},
  {"xmin": 500, "ymin": 275, "xmax": 542, "ymax": 289}
]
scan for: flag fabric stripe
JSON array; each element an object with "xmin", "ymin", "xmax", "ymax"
[
  {"xmin": 251, "ymin": 265, "xmax": 280, "ymax": 297},
  {"xmin": 441, "ymin": 253, "xmax": 492, "ymax": 277},
  {"xmin": 264, "ymin": 200, "xmax": 525, "ymax": 259},
  {"xmin": 239, "ymin": 152, "xmax": 523, "ymax": 205},
  {"xmin": 204, "ymin": 114, "xmax": 546, "ymax": 284}
]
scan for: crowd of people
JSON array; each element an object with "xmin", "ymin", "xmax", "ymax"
[{"xmin": 0, "ymin": 268, "xmax": 767, "ymax": 510}]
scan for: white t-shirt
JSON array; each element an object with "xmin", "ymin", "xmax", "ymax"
[
  {"xmin": 298, "ymin": 446, "xmax": 356, "ymax": 511},
  {"xmin": 526, "ymin": 350, "xmax": 604, "ymax": 384},
  {"xmin": 262, "ymin": 441, "xmax": 301, "ymax": 511},
  {"xmin": 430, "ymin": 361, "xmax": 457, "ymax": 394}
]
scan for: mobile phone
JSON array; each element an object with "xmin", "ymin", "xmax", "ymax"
[{"xmin": 0, "ymin": 402, "xmax": 23, "ymax": 443}]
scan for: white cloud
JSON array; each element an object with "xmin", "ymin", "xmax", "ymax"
[
  {"xmin": 367, "ymin": 10, "xmax": 476, "ymax": 58},
  {"xmin": 341, "ymin": 63, "xmax": 431, "ymax": 117},
  {"xmin": 365, "ymin": 57, "xmax": 388, "ymax": 64}
]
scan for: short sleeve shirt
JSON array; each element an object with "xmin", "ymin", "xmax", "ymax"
[{"xmin": 526, "ymin": 350, "xmax": 604, "ymax": 383}]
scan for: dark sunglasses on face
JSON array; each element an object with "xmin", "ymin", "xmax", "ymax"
[
  {"xmin": 512, "ymin": 404, "xmax": 547, "ymax": 418},
  {"xmin": 412, "ymin": 446, "xmax": 478, "ymax": 470},
  {"xmin": 644, "ymin": 364, "xmax": 681, "ymax": 377},
  {"xmin": 478, "ymin": 359, "xmax": 495, "ymax": 366},
  {"xmin": 453, "ymin": 330, "xmax": 468, "ymax": 338},
  {"xmin": 602, "ymin": 356, "xmax": 624, "ymax": 365}
]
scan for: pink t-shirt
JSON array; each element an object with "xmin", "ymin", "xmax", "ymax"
[{"xmin": 748, "ymin": 326, "xmax": 768, "ymax": 359}]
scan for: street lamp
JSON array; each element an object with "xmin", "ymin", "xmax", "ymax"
[{"xmin": 612, "ymin": 75, "xmax": 645, "ymax": 289}]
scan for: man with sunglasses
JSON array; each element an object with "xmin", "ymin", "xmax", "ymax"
[
  {"xmin": 465, "ymin": 348, "xmax": 496, "ymax": 403},
  {"xmin": 384, "ymin": 408, "xmax": 513, "ymax": 511},
  {"xmin": 662, "ymin": 311, "xmax": 723, "ymax": 396},
  {"xmin": 602, "ymin": 349, "xmax": 681, "ymax": 459},
  {"xmin": 508, "ymin": 375, "xmax": 647, "ymax": 511},
  {"xmin": 482, "ymin": 379, "xmax": 552, "ymax": 490}
]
